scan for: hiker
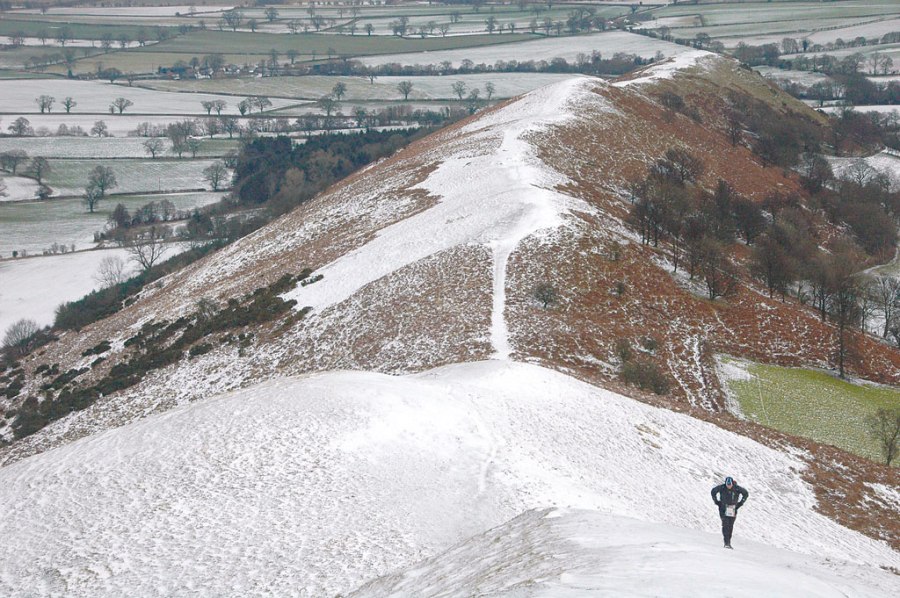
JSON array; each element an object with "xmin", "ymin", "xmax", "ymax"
[{"xmin": 711, "ymin": 476, "xmax": 749, "ymax": 549}]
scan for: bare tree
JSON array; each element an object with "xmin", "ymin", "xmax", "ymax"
[
  {"xmin": 26, "ymin": 156, "xmax": 51, "ymax": 183},
  {"xmin": 332, "ymin": 81, "xmax": 348, "ymax": 101},
  {"xmin": 870, "ymin": 276, "xmax": 900, "ymax": 339},
  {"xmin": 83, "ymin": 183, "xmax": 103, "ymax": 213},
  {"xmin": 62, "ymin": 96, "xmax": 77, "ymax": 113},
  {"xmin": 451, "ymin": 80, "xmax": 468, "ymax": 101},
  {"xmin": 484, "ymin": 81, "xmax": 496, "ymax": 100},
  {"xmin": 35, "ymin": 95, "xmax": 55, "ymax": 113},
  {"xmin": 127, "ymin": 229, "xmax": 169, "ymax": 271},
  {"xmin": 222, "ymin": 9, "xmax": 244, "ymax": 31},
  {"xmin": 2, "ymin": 319, "xmax": 40, "ymax": 357},
  {"xmin": 143, "ymin": 137, "xmax": 165, "ymax": 159},
  {"xmin": 88, "ymin": 165, "xmax": 117, "ymax": 198},
  {"xmin": 7, "ymin": 117, "xmax": 33, "ymax": 137},
  {"xmin": 203, "ymin": 160, "xmax": 228, "ymax": 191},
  {"xmin": 866, "ymin": 408, "xmax": 900, "ymax": 466},
  {"xmin": 1, "ymin": 149, "xmax": 29, "ymax": 174},
  {"xmin": 397, "ymin": 80, "xmax": 413, "ymax": 100},
  {"xmin": 94, "ymin": 255, "xmax": 130, "ymax": 288},
  {"xmin": 91, "ymin": 120, "xmax": 109, "ymax": 137},
  {"xmin": 110, "ymin": 97, "xmax": 134, "ymax": 114}
]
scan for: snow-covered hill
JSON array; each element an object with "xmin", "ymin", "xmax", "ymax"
[
  {"xmin": 0, "ymin": 361, "xmax": 896, "ymax": 596},
  {"xmin": 351, "ymin": 509, "xmax": 897, "ymax": 598}
]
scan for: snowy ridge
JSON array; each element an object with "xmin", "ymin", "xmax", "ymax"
[
  {"xmin": 613, "ymin": 49, "xmax": 717, "ymax": 88},
  {"xmin": 351, "ymin": 509, "xmax": 895, "ymax": 597},
  {"xmin": 0, "ymin": 362, "xmax": 895, "ymax": 596},
  {"xmin": 282, "ymin": 77, "xmax": 605, "ymax": 357}
]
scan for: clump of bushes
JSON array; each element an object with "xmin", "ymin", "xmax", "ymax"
[
  {"xmin": 616, "ymin": 336, "xmax": 669, "ymax": 395},
  {"xmin": 11, "ymin": 270, "xmax": 315, "ymax": 440},
  {"xmin": 81, "ymin": 340, "xmax": 111, "ymax": 357},
  {"xmin": 621, "ymin": 359, "xmax": 670, "ymax": 395}
]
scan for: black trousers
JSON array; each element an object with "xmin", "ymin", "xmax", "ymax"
[{"xmin": 721, "ymin": 515, "xmax": 736, "ymax": 544}]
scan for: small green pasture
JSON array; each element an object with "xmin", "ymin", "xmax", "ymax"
[{"xmin": 721, "ymin": 357, "xmax": 900, "ymax": 463}]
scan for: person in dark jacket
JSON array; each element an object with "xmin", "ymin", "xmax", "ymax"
[{"xmin": 711, "ymin": 476, "xmax": 748, "ymax": 548}]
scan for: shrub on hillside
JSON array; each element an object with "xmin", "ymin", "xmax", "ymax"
[{"xmin": 621, "ymin": 359, "xmax": 670, "ymax": 395}]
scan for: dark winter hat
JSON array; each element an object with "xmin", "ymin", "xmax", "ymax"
[{"xmin": 725, "ymin": 476, "xmax": 734, "ymax": 486}]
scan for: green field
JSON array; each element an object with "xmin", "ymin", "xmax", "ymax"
[{"xmin": 720, "ymin": 357, "xmax": 900, "ymax": 464}]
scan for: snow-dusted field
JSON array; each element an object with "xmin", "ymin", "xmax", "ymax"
[
  {"xmin": 754, "ymin": 66, "xmax": 833, "ymax": 87},
  {"xmin": 827, "ymin": 150, "xmax": 900, "ymax": 191},
  {"xmin": 0, "ymin": 79, "xmax": 294, "ymax": 115},
  {"xmin": 143, "ymin": 72, "xmax": 574, "ymax": 101},
  {"xmin": 785, "ymin": 42, "xmax": 900, "ymax": 61},
  {"xmin": 45, "ymin": 158, "xmax": 218, "ymax": 196},
  {"xmin": 359, "ymin": 30, "xmax": 690, "ymax": 67},
  {"xmin": 0, "ymin": 191, "xmax": 226, "ymax": 255},
  {"xmin": 818, "ymin": 104, "xmax": 900, "ymax": 116},
  {"xmin": 0, "ymin": 361, "xmax": 895, "ymax": 596},
  {"xmin": 0, "ymin": 175, "xmax": 40, "ymax": 203},
  {"xmin": 803, "ymin": 17, "xmax": 900, "ymax": 46},
  {"xmin": 0, "ymin": 36, "xmax": 135, "ymax": 48},
  {"xmin": 0, "ymin": 137, "xmax": 235, "ymax": 160},
  {"xmin": 12, "ymin": 114, "xmax": 225, "ymax": 138},
  {"xmin": 12, "ymin": 5, "xmax": 233, "ymax": 17},
  {"xmin": 0, "ymin": 248, "xmax": 138, "ymax": 332}
]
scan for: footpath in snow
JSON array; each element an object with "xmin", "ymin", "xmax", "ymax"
[
  {"xmin": 0, "ymin": 361, "xmax": 896, "ymax": 596},
  {"xmin": 283, "ymin": 77, "xmax": 606, "ymax": 357}
]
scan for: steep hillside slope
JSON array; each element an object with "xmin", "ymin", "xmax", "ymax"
[
  {"xmin": 1, "ymin": 52, "xmax": 897, "ymax": 547},
  {"xmin": 1, "ymin": 362, "xmax": 896, "ymax": 596}
]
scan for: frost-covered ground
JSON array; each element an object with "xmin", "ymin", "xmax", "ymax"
[
  {"xmin": 359, "ymin": 30, "xmax": 691, "ymax": 67},
  {"xmin": 0, "ymin": 79, "xmax": 293, "ymax": 115},
  {"xmin": 0, "ymin": 248, "xmax": 138, "ymax": 332},
  {"xmin": 0, "ymin": 361, "xmax": 895, "ymax": 597}
]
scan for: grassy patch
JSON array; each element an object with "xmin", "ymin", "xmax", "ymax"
[{"xmin": 721, "ymin": 357, "xmax": 900, "ymax": 463}]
